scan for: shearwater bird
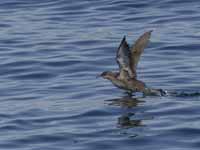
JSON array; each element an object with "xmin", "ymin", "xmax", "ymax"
[{"xmin": 100, "ymin": 31, "xmax": 166, "ymax": 96}]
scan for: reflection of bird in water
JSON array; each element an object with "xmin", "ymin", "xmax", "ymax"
[
  {"xmin": 105, "ymin": 96, "xmax": 144, "ymax": 128},
  {"xmin": 100, "ymin": 31, "xmax": 167, "ymax": 96},
  {"xmin": 105, "ymin": 96, "xmax": 144, "ymax": 108},
  {"xmin": 118, "ymin": 113, "xmax": 142, "ymax": 128}
]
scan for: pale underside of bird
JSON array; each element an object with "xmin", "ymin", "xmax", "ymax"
[{"xmin": 100, "ymin": 31, "xmax": 166, "ymax": 96}]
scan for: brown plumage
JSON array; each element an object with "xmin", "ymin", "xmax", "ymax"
[{"xmin": 100, "ymin": 31, "xmax": 166, "ymax": 96}]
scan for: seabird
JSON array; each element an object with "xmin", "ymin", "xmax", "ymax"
[{"xmin": 100, "ymin": 31, "xmax": 166, "ymax": 96}]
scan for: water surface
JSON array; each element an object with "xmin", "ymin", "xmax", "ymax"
[{"xmin": 0, "ymin": 0, "xmax": 200, "ymax": 149}]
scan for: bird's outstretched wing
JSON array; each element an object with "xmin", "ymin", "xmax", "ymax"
[
  {"xmin": 130, "ymin": 31, "xmax": 152, "ymax": 77},
  {"xmin": 116, "ymin": 36, "xmax": 134, "ymax": 79}
]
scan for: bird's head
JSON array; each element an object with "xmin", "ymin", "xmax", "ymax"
[{"xmin": 99, "ymin": 71, "xmax": 117, "ymax": 80}]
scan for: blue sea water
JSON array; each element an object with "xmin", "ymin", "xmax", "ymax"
[{"xmin": 0, "ymin": 0, "xmax": 200, "ymax": 149}]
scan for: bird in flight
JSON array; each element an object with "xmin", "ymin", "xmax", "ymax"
[{"xmin": 100, "ymin": 31, "xmax": 166, "ymax": 96}]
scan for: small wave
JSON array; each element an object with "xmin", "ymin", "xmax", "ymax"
[{"xmin": 171, "ymin": 91, "xmax": 200, "ymax": 97}]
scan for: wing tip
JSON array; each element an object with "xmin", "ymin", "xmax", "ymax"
[
  {"xmin": 122, "ymin": 35, "xmax": 126, "ymax": 43},
  {"xmin": 119, "ymin": 35, "xmax": 128, "ymax": 49},
  {"xmin": 145, "ymin": 30, "xmax": 153, "ymax": 36},
  {"xmin": 149, "ymin": 30, "xmax": 153, "ymax": 33}
]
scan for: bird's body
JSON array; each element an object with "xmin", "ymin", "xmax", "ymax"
[
  {"xmin": 112, "ymin": 76, "xmax": 145, "ymax": 92},
  {"xmin": 101, "ymin": 31, "xmax": 166, "ymax": 96}
]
